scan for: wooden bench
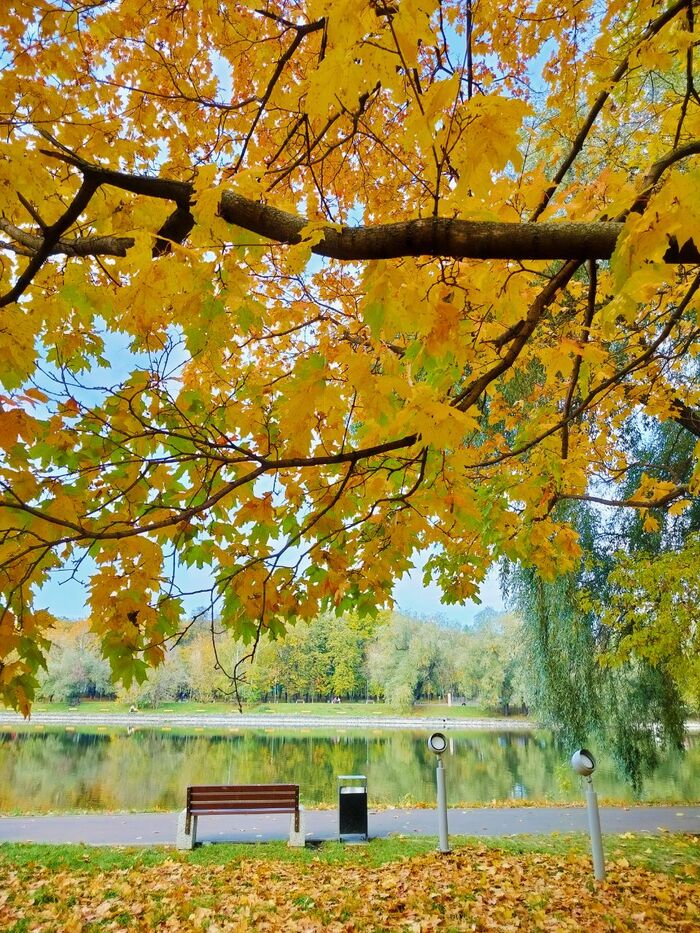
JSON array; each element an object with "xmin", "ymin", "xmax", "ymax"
[{"xmin": 176, "ymin": 784, "xmax": 305, "ymax": 849}]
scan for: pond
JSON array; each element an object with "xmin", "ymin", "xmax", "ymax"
[{"xmin": 0, "ymin": 727, "xmax": 698, "ymax": 814}]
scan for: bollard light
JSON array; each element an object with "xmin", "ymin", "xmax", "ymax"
[
  {"xmin": 571, "ymin": 748, "xmax": 605, "ymax": 881},
  {"xmin": 571, "ymin": 748, "xmax": 596, "ymax": 777},
  {"xmin": 428, "ymin": 732, "xmax": 451, "ymax": 853}
]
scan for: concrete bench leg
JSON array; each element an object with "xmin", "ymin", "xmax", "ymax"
[
  {"xmin": 288, "ymin": 805, "xmax": 306, "ymax": 847},
  {"xmin": 176, "ymin": 809, "xmax": 197, "ymax": 850}
]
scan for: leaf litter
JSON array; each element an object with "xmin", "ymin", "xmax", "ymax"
[{"xmin": 1, "ymin": 844, "xmax": 699, "ymax": 931}]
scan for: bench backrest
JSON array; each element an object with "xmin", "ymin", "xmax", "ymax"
[{"xmin": 187, "ymin": 784, "xmax": 299, "ymax": 815}]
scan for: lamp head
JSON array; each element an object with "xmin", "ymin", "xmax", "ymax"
[
  {"xmin": 428, "ymin": 732, "xmax": 447, "ymax": 755},
  {"xmin": 571, "ymin": 748, "xmax": 596, "ymax": 777}
]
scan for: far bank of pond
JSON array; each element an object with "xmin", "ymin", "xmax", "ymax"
[
  {"xmin": 1, "ymin": 726, "xmax": 699, "ymax": 814},
  {"xmin": 0, "ymin": 699, "xmax": 532, "ymax": 727}
]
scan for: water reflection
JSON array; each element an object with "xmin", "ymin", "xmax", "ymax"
[{"xmin": 0, "ymin": 728, "xmax": 698, "ymax": 813}]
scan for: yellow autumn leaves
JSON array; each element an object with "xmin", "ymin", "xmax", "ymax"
[
  {"xmin": 0, "ymin": 0, "xmax": 698, "ymax": 710},
  {"xmin": 0, "ymin": 845, "xmax": 698, "ymax": 931}
]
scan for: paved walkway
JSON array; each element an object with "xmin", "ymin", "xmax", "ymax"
[
  {"xmin": 2, "ymin": 712, "xmax": 698, "ymax": 735},
  {"xmin": 0, "ymin": 711, "xmax": 536, "ymax": 731},
  {"xmin": 1, "ymin": 807, "xmax": 698, "ymax": 846}
]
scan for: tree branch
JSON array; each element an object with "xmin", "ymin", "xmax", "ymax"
[
  {"xmin": 0, "ymin": 218, "xmax": 133, "ymax": 259},
  {"xmin": 36, "ymin": 144, "xmax": 700, "ymax": 263},
  {"xmin": 451, "ymin": 260, "xmax": 582, "ymax": 412},
  {"xmin": 0, "ymin": 176, "xmax": 99, "ymax": 308},
  {"xmin": 465, "ymin": 271, "xmax": 700, "ymax": 470},
  {"xmin": 7, "ymin": 209, "xmax": 699, "ymax": 266},
  {"xmin": 561, "ymin": 259, "xmax": 597, "ymax": 459},
  {"xmin": 626, "ymin": 139, "xmax": 700, "ymax": 216},
  {"xmin": 671, "ymin": 398, "xmax": 700, "ymax": 438},
  {"xmin": 530, "ymin": 0, "xmax": 692, "ymax": 220},
  {"xmin": 2, "ymin": 137, "xmax": 697, "ymax": 306},
  {"xmin": 233, "ymin": 18, "xmax": 326, "ymax": 173},
  {"xmin": 0, "ymin": 433, "xmax": 420, "ymax": 546},
  {"xmin": 559, "ymin": 485, "xmax": 690, "ymax": 510}
]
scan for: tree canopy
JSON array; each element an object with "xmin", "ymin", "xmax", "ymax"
[{"xmin": 0, "ymin": 0, "xmax": 699, "ymax": 713}]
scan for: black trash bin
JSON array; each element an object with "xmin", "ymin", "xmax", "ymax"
[{"xmin": 337, "ymin": 774, "xmax": 368, "ymax": 841}]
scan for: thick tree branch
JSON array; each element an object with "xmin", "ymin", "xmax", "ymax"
[
  {"xmin": 0, "ymin": 219, "xmax": 133, "ymax": 259},
  {"xmin": 33, "ymin": 146, "xmax": 700, "ymax": 264},
  {"xmin": 5, "ymin": 205, "xmax": 698, "ymax": 267},
  {"xmin": 671, "ymin": 399, "xmax": 700, "ymax": 438},
  {"xmin": 152, "ymin": 206, "xmax": 195, "ymax": 257},
  {"xmin": 1, "ymin": 137, "xmax": 697, "ymax": 307},
  {"xmin": 219, "ymin": 194, "xmax": 631, "ymax": 260}
]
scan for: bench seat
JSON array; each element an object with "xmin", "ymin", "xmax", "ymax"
[{"xmin": 176, "ymin": 783, "xmax": 305, "ymax": 849}]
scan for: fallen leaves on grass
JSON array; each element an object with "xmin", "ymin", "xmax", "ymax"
[{"xmin": 1, "ymin": 845, "xmax": 698, "ymax": 931}]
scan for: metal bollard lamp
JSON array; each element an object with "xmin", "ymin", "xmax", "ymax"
[
  {"xmin": 428, "ymin": 732, "xmax": 451, "ymax": 853},
  {"xmin": 571, "ymin": 748, "xmax": 605, "ymax": 881}
]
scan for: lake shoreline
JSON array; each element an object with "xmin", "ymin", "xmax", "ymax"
[
  {"xmin": 2, "ymin": 711, "xmax": 699, "ymax": 733},
  {"xmin": 0, "ymin": 711, "xmax": 534, "ymax": 731}
]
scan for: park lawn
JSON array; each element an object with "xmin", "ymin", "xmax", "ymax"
[
  {"xmin": 0, "ymin": 835, "xmax": 697, "ymax": 931},
  {"xmin": 252, "ymin": 702, "xmax": 501, "ymax": 720},
  {"xmin": 29, "ymin": 699, "xmax": 501, "ymax": 720}
]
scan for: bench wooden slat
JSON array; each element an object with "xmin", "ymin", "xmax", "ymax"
[
  {"xmin": 189, "ymin": 795, "xmax": 297, "ymax": 804},
  {"xmin": 191, "ymin": 806, "xmax": 296, "ymax": 816},
  {"xmin": 189, "ymin": 793, "xmax": 297, "ymax": 803},
  {"xmin": 188, "ymin": 794, "xmax": 298, "ymax": 803},
  {"xmin": 189, "ymin": 784, "xmax": 297, "ymax": 793},
  {"xmin": 188, "ymin": 788, "xmax": 298, "ymax": 805},
  {"xmin": 189, "ymin": 799, "xmax": 298, "ymax": 811}
]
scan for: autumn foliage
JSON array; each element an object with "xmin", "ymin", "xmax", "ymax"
[
  {"xmin": 0, "ymin": 844, "xmax": 699, "ymax": 931},
  {"xmin": 0, "ymin": 0, "xmax": 699, "ymax": 712}
]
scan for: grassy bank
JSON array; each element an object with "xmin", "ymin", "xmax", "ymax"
[
  {"xmin": 0, "ymin": 835, "xmax": 697, "ymax": 931},
  {"xmin": 1, "ymin": 833, "xmax": 698, "ymax": 878},
  {"xmin": 27, "ymin": 699, "xmax": 514, "ymax": 720}
]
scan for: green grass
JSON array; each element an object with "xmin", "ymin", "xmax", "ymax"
[
  {"xmin": 1, "ymin": 833, "xmax": 697, "ymax": 880},
  {"xmin": 252, "ymin": 701, "xmax": 499, "ymax": 719},
  {"xmin": 28, "ymin": 699, "xmax": 504, "ymax": 720}
]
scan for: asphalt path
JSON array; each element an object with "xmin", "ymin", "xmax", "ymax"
[
  {"xmin": 0, "ymin": 711, "xmax": 534, "ymax": 731},
  {"xmin": 1, "ymin": 806, "xmax": 698, "ymax": 847}
]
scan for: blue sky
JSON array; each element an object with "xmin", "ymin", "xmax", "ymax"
[
  {"xmin": 37, "ymin": 551, "xmax": 504, "ymax": 626},
  {"xmin": 393, "ymin": 561, "xmax": 505, "ymax": 625}
]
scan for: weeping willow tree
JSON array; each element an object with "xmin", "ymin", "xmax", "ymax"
[
  {"xmin": 510, "ymin": 563, "xmax": 686, "ymax": 789},
  {"xmin": 508, "ymin": 415, "xmax": 699, "ymax": 789}
]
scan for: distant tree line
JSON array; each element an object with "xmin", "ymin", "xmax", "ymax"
[{"xmin": 38, "ymin": 609, "xmax": 527, "ymax": 714}]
